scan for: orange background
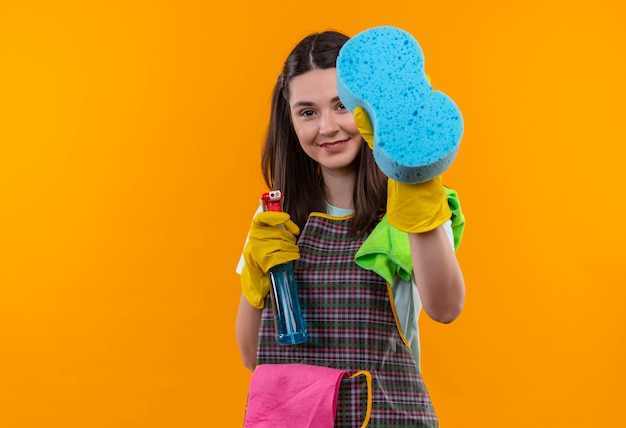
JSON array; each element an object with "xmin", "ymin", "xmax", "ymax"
[{"xmin": 1, "ymin": 1, "xmax": 625, "ymax": 426}]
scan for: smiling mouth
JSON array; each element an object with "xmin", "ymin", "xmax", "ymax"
[{"xmin": 320, "ymin": 139, "xmax": 347, "ymax": 148}]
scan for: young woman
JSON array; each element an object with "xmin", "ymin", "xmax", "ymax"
[{"xmin": 235, "ymin": 30, "xmax": 465, "ymax": 427}]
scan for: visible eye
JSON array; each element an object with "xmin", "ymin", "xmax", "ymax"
[
  {"xmin": 298, "ymin": 109, "xmax": 316, "ymax": 117},
  {"xmin": 336, "ymin": 102, "xmax": 347, "ymax": 111}
]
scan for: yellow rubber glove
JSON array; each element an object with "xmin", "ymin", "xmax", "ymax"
[
  {"xmin": 354, "ymin": 106, "xmax": 374, "ymax": 150},
  {"xmin": 241, "ymin": 211, "xmax": 300, "ymax": 309},
  {"xmin": 353, "ymin": 101, "xmax": 451, "ymax": 234},
  {"xmin": 387, "ymin": 177, "xmax": 451, "ymax": 233}
]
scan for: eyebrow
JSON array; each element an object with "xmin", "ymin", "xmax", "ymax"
[{"xmin": 291, "ymin": 96, "xmax": 341, "ymax": 109}]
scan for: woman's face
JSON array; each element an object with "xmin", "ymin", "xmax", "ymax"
[{"xmin": 288, "ymin": 68, "xmax": 362, "ymax": 175}]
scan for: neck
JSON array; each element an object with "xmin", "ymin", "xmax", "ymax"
[{"xmin": 321, "ymin": 167, "xmax": 356, "ymax": 209}]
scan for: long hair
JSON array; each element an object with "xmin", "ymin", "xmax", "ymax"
[{"xmin": 261, "ymin": 31, "xmax": 387, "ymax": 237}]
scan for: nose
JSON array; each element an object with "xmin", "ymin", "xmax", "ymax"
[{"xmin": 319, "ymin": 111, "xmax": 339, "ymax": 136}]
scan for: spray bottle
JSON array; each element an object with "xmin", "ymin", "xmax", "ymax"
[{"xmin": 261, "ymin": 190, "xmax": 308, "ymax": 345}]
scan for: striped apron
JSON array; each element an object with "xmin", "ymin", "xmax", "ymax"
[{"xmin": 257, "ymin": 213, "xmax": 439, "ymax": 427}]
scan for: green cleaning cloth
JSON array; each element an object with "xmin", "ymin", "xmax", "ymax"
[
  {"xmin": 355, "ymin": 215, "xmax": 413, "ymax": 284},
  {"xmin": 445, "ymin": 187, "xmax": 465, "ymax": 251},
  {"xmin": 355, "ymin": 188, "xmax": 465, "ymax": 283}
]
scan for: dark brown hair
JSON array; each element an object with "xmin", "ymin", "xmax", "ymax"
[{"xmin": 261, "ymin": 31, "xmax": 387, "ymax": 237}]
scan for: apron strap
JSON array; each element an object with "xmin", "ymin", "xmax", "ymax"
[{"xmin": 349, "ymin": 370, "xmax": 373, "ymax": 428}]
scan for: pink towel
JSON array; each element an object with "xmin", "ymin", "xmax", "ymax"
[{"xmin": 244, "ymin": 364, "xmax": 348, "ymax": 428}]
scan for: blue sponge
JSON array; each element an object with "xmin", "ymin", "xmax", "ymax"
[{"xmin": 336, "ymin": 26, "xmax": 463, "ymax": 183}]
